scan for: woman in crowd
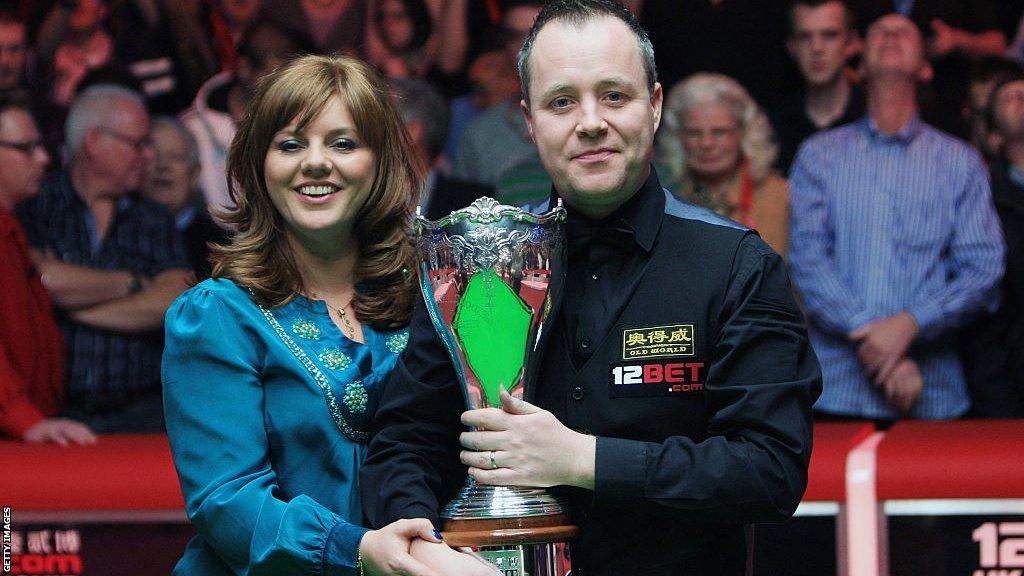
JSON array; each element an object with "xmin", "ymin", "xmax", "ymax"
[
  {"xmin": 162, "ymin": 55, "xmax": 496, "ymax": 575},
  {"xmin": 0, "ymin": 94, "xmax": 95, "ymax": 445},
  {"xmin": 366, "ymin": 0, "xmax": 437, "ymax": 80},
  {"xmin": 661, "ymin": 72, "xmax": 790, "ymax": 256}
]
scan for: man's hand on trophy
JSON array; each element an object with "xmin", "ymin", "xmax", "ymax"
[{"xmin": 460, "ymin": 389, "xmax": 596, "ymax": 490}]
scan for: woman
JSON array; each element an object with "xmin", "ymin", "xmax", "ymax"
[
  {"xmin": 0, "ymin": 93, "xmax": 96, "ymax": 446},
  {"xmin": 366, "ymin": 0, "xmax": 436, "ymax": 80},
  {"xmin": 661, "ymin": 72, "xmax": 790, "ymax": 256},
  {"xmin": 162, "ymin": 55, "xmax": 494, "ymax": 575}
]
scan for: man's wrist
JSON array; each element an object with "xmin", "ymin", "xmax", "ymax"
[{"xmin": 126, "ymin": 273, "xmax": 145, "ymax": 296}]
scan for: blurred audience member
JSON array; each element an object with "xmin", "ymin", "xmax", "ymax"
[
  {"xmin": 449, "ymin": 2, "xmax": 541, "ymax": 188},
  {"xmin": 262, "ymin": 0, "xmax": 365, "ymax": 55},
  {"xmin": 661, "ymin": 73, "xmax": 789, "ymax": 256},
  {"xmin": 772, "ymin": 0, "xmax": 864, "ymax": 173},
  {"xmin": 35, "ymin": 0, "xmax": 113, "ymax": 108},
  {"xmin": 16, "ymin": 84, "xmax": 191, "ymax": 433},
  {"xmin": 180, "ymin": 18, "xmax": 307, "ymax": 213},
  {"xmin": 0, "ymin": 9, "xmax": 28, "ymax": 94},
  {"xmin": 789, "ymin": 14, "xmax": 1004, "ymax": 420},
  {"xmin": 964, "ymin": 57, "xmax": 1024, "ymax": 159},
  {"xmin": 0, "ymin": 93, "xmax": 96, "ymax": 445},
  {"xmin": 142, "ymin": 116, "xmax": 227, "ymax": 278},
  {"xmin": 444, "ymin": 50, "xmax": 520, "ymax": 165},
  {"xmin": 391, "ymin": 77, "xmax": 491, "ymax": 219},
  {"xmin": 206, "ymin": 0, "xmax": 263, "ymax": 71},
  {"xmin": 959, "ymin": 75, "xmax": 1024, "ymax": 418},
  {"xmin": 848, "ymin": 0, "xmax": 1007, "ymax": 138},
  {"xmin": 367, "ymin": 0, "xmax": 436, "ymax": 80},
  {"xmin": 106, "ymin": 0, "xmax": 217, "ymax": 114}
]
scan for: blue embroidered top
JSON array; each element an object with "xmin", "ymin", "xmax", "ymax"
[{"xmin": 162, "ymin": 278, "xmax": 409, "ymax": 575}]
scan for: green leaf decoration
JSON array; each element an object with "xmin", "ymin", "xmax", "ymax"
[{"xmin": 453, "ymin": 268, "xmax": 532, "ymax": 407}]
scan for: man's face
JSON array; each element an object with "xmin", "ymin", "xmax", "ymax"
[
  {"xmin": 787, "ymin": 2, "xmax": 856, "ymax": 88},
  {"xmin": 0, "ymin": 107, "xmax": 49, "ymax": 206},
  {"xmin": 993, "ymin": 80, "xmax": 1024, "ymax": 142},
  {"xmin": 86, "ymin": 100, "xmax": 154, "ymax": 196},
  {"xmin": 521, "ymin": 16, "xmax": 662, "ymax": 219},
  {"xmin": 863, "ymin": 14, "xmax": 930, "ymax": 82},
  {"xmin": 143, "ymin": 123, "xmax": 197, "ymax": 214},
  {"xmin": 0, "ymin": 21, "xmax": 27, "ymax": 91}
]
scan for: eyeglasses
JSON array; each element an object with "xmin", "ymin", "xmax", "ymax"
[
  {"xmin": 0, "ymin": 139, "xmax": 45, "ymax": 155},
  {"xmin": 97, "ymin": 127, "xmax": 153, "ymax": 153}
]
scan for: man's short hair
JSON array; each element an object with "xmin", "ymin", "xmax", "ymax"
[
  {"xmin": 152, "ymin": 114, "xmax": 201, "ymax": 171},
  {"xmin": 389, "ymin": 77, "xmax": 449, "ymax": 162},
  {"xmin": 517, "ymin": 0, "xmax": 657, "ymax": 105},
  {"xmin": 64, "ymin": 84, "xmax": 147, "ymax": 159},
  {"xmin": 788, "ymin": 0, "xmax": 856, "ymax": 36},
  {"xmin": 986, "ymin": 71, "xmax": 1024, "ymax": 135},
  {"xmin": 0, "ymin": 90, "xmax": 31, "ymax": 132}
]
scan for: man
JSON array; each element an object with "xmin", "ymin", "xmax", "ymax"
[
  {"xmin": 363, "ymin": 2, "xmax": 821, "ymax": 574},
  {"xmin": 958, "ymin": 75, "xmax": 1024, "ymax": 418},
  {"xmin": 390, "ymin": 77, "xmax": 493, "ymax": 219},
  {"xmin": 449, "ymin": 2, "xmax": 543, "ymax": 190},
  {"xmin": 180, "ymin": 18, "xmax": 307, "ymax": 213},
  {"xmin": 17, "ymin": 84, "xmax": 191, "ymax": 433},
  {"xmin": 789, "ymin": 14, "xmax": 1004, "ymax": 421},
  {"xmin": 772, "ymin": 0, "xmax": 864, "ymax": 172},
  {"xmin": 0, "ymin": 93, "xmax": 97, "ymax": 446},
  {"xmin": 142, "ymin": 116, "xmax": 227, "ymax": 279},
  {"xmin": 0, "ymin": 10, "xmax": 27, "ymax": 94},
  {"xmin": 847, "ymin": 0, "xmax": 1007, "ymax": 138}
]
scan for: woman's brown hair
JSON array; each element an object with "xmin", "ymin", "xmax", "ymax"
[{"xmin": 210, "ymin": 54, "xmax": 420, "ymax": 330}]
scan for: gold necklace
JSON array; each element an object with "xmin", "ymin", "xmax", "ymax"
[
  {"xmin": 309, "ymin": 290, "xmax": 357, "ymax": 339},
  {"xmin": 335, "ymin": 301, "xmax": 356, "ymax": 339}
]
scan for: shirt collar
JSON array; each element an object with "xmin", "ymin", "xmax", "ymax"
[
  {"xmin": 60, "ymin": 171, "xmax": 136, "ymax": 214},
  {"xmin": 176, "ymin": 204, "xmax": 197, "ymax": 230},
  {"xmin": 863, "ymin": 113, "xmax": 924, "ymax": 145},
  {"xmin": 555, "ymin": 164, "xmax": 663, "ymax": 253}
]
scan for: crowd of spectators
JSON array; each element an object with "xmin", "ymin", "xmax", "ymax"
[{"xmin": 1, "ymin": 0, "xmax": 1023, "ymax": 445}]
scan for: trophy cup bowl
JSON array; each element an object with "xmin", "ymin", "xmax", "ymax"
[{"xmin": 415, "ymin": 197, "xmax": 577, "ymax": 576}]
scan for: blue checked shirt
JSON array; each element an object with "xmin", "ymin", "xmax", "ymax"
[
  {"xmin": 788, "ymin": 116, "xmax": 1004, "ymax": 419},
  {"xmin": 16, "ymin": 172, "xmax": 190, "ymax": 408}
]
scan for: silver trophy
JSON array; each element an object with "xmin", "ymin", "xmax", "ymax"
[{"xmin": 415, "ymin": 197, "xmax": 576, "ymax": 576}]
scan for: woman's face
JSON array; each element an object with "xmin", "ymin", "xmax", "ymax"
[
  {"xmin": 263, "ymin": 94, "xmax": 376, "ymax": 244},
  {"xmin": 680, "ymin": 102, "xmax": 743, "ymax": 183},
  {"xmin": 379, "ymin": 0, "xmax": 415, "ymax": 51}
]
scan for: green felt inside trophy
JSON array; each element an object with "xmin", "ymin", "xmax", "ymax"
[{"xmin": 453, "ymin": 268, "xmax": 531, "ymax": 406}]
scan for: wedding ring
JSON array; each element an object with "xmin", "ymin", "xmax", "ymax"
[{"xmin": 489, "ymin": 451, "xmax": 498, "ymax": 469}]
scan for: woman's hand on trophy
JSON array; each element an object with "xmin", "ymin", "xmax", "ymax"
[
  {"xmin": 358, "ymin": 519, "xmax": 445, "ymax": 576},
  {"xmin": 460, "ymin": 389, "xmax": 596, "ymax": 490},
  {"xmin": 410, "ymin": 539, "xmax": 502, "ymax": 575}
]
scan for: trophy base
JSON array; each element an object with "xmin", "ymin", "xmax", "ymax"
[
  {"xmin": 474, "ymin": 541, "xmax": 571, "ymax": 576},
  {"xmin": 441, "ymin": 514, "xmax": 579, "ymax": 547},
  {"xmin": 442, "ymin": 516, "xmax": 577, "ymax": 576},
  {"xmin": 440, "ymin": 482, "xmax": 579, "ymax": 576}
]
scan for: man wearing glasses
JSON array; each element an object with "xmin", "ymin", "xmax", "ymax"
[{"xmin": 16, "ymin": 84, "xmax": 191, "ymax": 434}]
